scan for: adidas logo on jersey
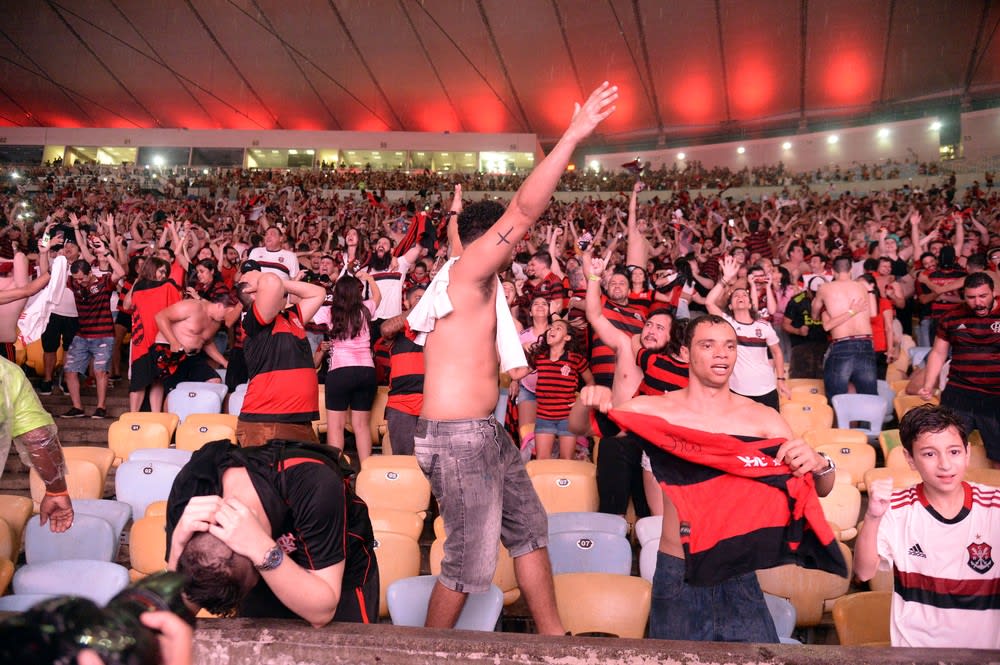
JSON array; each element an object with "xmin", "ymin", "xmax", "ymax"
[{"xmin": 908, "ymin": 543, "xmax": 927, "ymax": 558}]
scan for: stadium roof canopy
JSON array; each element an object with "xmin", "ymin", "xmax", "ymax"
[{"xmin": 1, "ymin": 0, "xmax": 998, "ymax": 148}]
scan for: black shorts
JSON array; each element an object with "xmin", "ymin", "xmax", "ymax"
[
  {"xmin": 225, "ymin": 347, "xmax": 248, "ymax": 393},
  {"xmin": 941, "ymin": 385, "xmax": 1000, "ymax": 462},
  {"xmin": 162, "ymin": 351, "xmax": 220, "ymax": 392},
  {"xmin": 41, "ymin": 314, "xmax": 79, "ymax": 353},
  {"xmin": 114, "ymin": 311, "xmax": 132, "ymax": 330},
  {"xmin": 129, "ymin": 351, "xmax": 158, "ymax": 392},
  {"xmin": 325, "ymin": 366, "xmax": 376, "ymax": 411}
]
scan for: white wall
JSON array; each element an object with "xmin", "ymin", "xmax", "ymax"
[{"xmin": 957, "ymin": 107, "xmax": 1000, "ymax": 163}]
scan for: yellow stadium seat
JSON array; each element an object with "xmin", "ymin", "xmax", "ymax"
[
  {"xmin": 0, "ymin": 517, "xmax": 12, "ymax": 561},
  {"xmin": 815, "ymin": 441, "xmax": 876, "ymax": 490},
  {"xmin": 553, "ymin": 572, "xmax": 652, "ymax": 638},
  {"xmin": 30, "ymin": 458, "xmax": 103, "ymax": 509},
  {"xmin": 803, "ymin": 428, "xmax": 867, "ymax": 450},
  {"xmin": 0, "ymin": 494, "xmax": 34, "ymax": 556},
  {"xmin": 367, "ymin": 507, "xmax": 425, "ymax": 541},
  {"xmin": 429, "ymin": 525, "xmax": 521, "ymax": 606},
  {"xmin": 833, "ymin": 591, "xmax": 891, "ymax": 646},
  {"xmin": 62, "ymin": 447, "xmax": 115, "ymax": 485},
  {"xmin": 116, "ymin": 412, "xmax": 180, "ymax": 438},
  {"xmin": 356, "ymin": 455, "xmax": 431, "ymax": 516},
  {"xmin": 818, "ymin": 482, "xmax": 862, "ymax": 541},
  {"xmin": 526, "ymin": 459, "xmax": 599, "ymax": 513},
  {"xmin": 184, "ymin": 413, "xmax": 238, "ymax": 431},
  {"xmin": 175, "ymin": 422, "xmax": 236, "ymax": 452},
  {"xmin": 144, "ymin": 500, "xmax": 168, "ymax": 518},
  {"xmin": 757, "ymin": 541, "xmax": 853, "ymax": 627},
  {"xmin": 863, "ymin": 467, "xmax": 921, "ymax": 492},
  {"xmin": 869, "ymin": 566, "xmax": 893, "ymax": 593},
  {"xmin": 0, "ymin": 558, "xmax": 13, "ymax": 596},
  {"xmin": 372, "ymin": 530, "xmax": 421, "ymax": 619},
  {"xmin": 370, "ymin": 386, "xmax": 389, "ymax": 446},
  {"xmin": 893, "ymin": 393, "xmax": 938, "ymax": 421},
  {"xmin": 781, "ymin": 402, "xmax": 834, "ymax": 439},
  {"xmin": 782, "ymin": 391, "xmax": 830, "ymax": 410},
  {"xmin": 888, "ymin": 379, "xmax": 910, "ymax": 396},
  {"xmin": 129, "ymin": 514, "xmax": 168, "ymax": 581},
  {"xmin": 786, "ymin": 378, "xmax": 825, "ymax": 396},
  {"xmin": 108, "ymin": 420, "xmax": 170, "ymax": 466}
]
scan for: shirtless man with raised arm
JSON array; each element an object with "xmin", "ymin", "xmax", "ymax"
[
  {"xmin": 0, "ymin": 252, "xmax": 30, "ymax": 355},
  {"xmin": 594, "ymin": 315, "xmax": 836, "ymax": 642},
  {"xmin": 810, "ymin": 255, "xmax": 878, "ymax": 398},
  {"xmin": 411, "ymin": 82, "xmax": 618, "ymax": 632}
]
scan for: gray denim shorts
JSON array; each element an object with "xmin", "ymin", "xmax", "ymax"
[{"xmin": 415, "ymin": 415, "xmax": 548, "ymax": 593}]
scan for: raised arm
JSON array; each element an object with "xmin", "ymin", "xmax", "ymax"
[
  {"xmin": 583, "ymin": 253, "xmax": 631, "ymax": 353},
  {"xmin": 706, "ymin": 254, "xmax": 739, "ymax": 317},
  {"xmin": 451, "ymin": 83, "xmax": 617, "ymax": 285},
  {"xmin": 282, "ymin": 277, "xmax": 328, "ymax": 323},
  {"xmin": 625, "ymin": 181, "xmax": 646, "ymax": 268}
]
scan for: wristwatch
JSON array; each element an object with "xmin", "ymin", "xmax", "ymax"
[
  {"xmin": 256, "ymin": 544, "xmax": 284, "ymax": 572},
  {"xmin": 814, "ymin": 452, "xmax": 836, "ymax": 478}
]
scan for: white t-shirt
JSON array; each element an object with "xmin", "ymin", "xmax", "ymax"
[
  {"xmin": 722, "ymin": 314, "xmax": 779, "ymax": 397},
  {"xmin": 371, "ymin": 255, "xmax": 411, "ymax": 321},
  {"xmin": 876, "ymin": 481, "xmax": 1000, "ymax": 649},
  {"xmin": 248, "ymin": 247, "xmax": 299, "ymax": 280}
]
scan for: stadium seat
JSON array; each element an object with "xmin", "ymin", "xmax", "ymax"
[
  {"xmin": 967, "ymin": 468, "xmax": 1000, "ymax": 488},
  {"xmin": 638, "ymin": 541, "xmax": 658, "ymax": 581},
  {"xmin": 429, "ymin": 526, "xmax": 520, "ymax": 606},
  {"xmin": 875, "ymin": 380, "xmax": 895, "ymax": 424},
  {"xmin": 907, "ymin": 346, "xmax": 932, "ymax": 367},
  {"xmin": 803, "ymin": 428, "xmax": 867, "ymax": 450},
  {"xmin": 0, "ymin": 495, "xmax": 34, "ymax": 557},
  {"xmin": 25, "ymin": 513, "xmax": 116, "ymax": 563},
  {"xmin": 547, "ymin": 531, "xmax": 632, "ymax": 576},
  {"xmin": 114, "ymin": 459, "xmax": 184, "ymax": 518},
  {"xmin": 814, "ymin": 441, "xmax": 876, "ymax": 490},
  {"xmin": 833, "ymin": 591, "xmax": 891, "ymax": 646},
  {"xmin": 29, "ymin": 458, "xmax": 103, "ymax": 509},
  {"xmin": 893, "ymin": 393, "xmax": 938, "ymax": 421},
  {"xmin": 108, "ymin": 419, "xmax": 171, "ymax": 466},
  {"xmin": 129, "ymin": 514, "xmax": 168, "ymax": 581},
  {"xmin": 817, "ymin": 483, "xmax": 862, "ymax": 541},
  {"xmin": 0, "ymin": 593, "xmax": 56, "ymax": 612},
  {"xmin": 863, "ymin": 467, "xmax": 921, "ymax": 491},
  {"xmin": 367, "ymin": 507, "xmax": 425, "ymax": 541},
  {"xmin": 226, "ymin": 389, "xmax": 246, "ymax": 417},
  {"xmin": 12, "ymin": 559, "xmax": 130, "ymax": 605},
  {"xmin": 0, "ymin": 558, "xmax": 12, "ymax": 596},
  {"xmin": 371, "ymin": 530, "xmax": 421, "ymax": 619},
  {"xmin": 184, "ymin": 413, "xmax": 238, "ymax": 431},
  {"xmin": 764, "ymin": 592, "xmax": 799, "ymax": 644},
  {"xmin": 786, "ymin": 378, "xmax": 825, "ymax": 396},
  {"xmin": 633, "ymin": 515, "xmax": 663, "ymax": 547},
  {"xmin": 877, "ymin": 429, "xmax": 901, "ymax": 462},
  {"xmin": 0, "ymin": 518, "xmax": 12, "ymax": 561},
  {"xmin": 116, "ymin": 412, "xmax": 180, "ymax": 439},
  {"xmin": 144, "ymin": 500, "xmax": 168, "ymax": 518},
  {"xmin": 547, "ymin": 511, "xmax": 628, "ymax": 538},
  {"xmin": 72, "ymin": 499, "xmax": 132, "ymax": 556},
  {"xmin": 553, "ymin": 572, "xmax": 652, "ymax": 638},
  {"xmin": 61, "ymin": 447, "xmax": 115, "ymax": 484},
  {"xmin": 166, "ymin": 384, "xmax": 224, "ymax": 423},
  {"xmin": 369, "ymin": 385, "xmax": 389, "ymax": 447},
  {"xmin": 525, "ymin": 459, "xmax": 599, "ymax": 513},
  {"xmin": 756, "ymin": 541, "xmax": 853, "ymax": 627},
  {"xmin": 831, "ymin": 394, "xmax": 887, "ymax": 437},
  {"xmin": 175, "ymin": 422, "xmax": 236, "ymax": 451},
  {"xmin": 356, "ymin": 455, "xmax": 431, "ymax": 516},
  {"xmin": 780, "ymin": 390, "xmax": 830, "ymax": 410},
  {"xmin": 129, "ymin": 448, "xmax": 192, "ymax": 466},
  {"xmin": 388, "ymin": 575, "xmax": 503, "ymax": 631},
  {"xmin": 780, "ymin": 402, "xmax": 834, "ymax": 439}
]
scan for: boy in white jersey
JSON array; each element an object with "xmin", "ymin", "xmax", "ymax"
[{"xmin": 855, "ymin": 404, "xmax": 1000, "ymax": 649}]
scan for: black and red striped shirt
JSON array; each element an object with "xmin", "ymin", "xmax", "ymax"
[
  {"xmin": 387, "ymin": 325, "xmax": 424, "ymax": 416},
  {"xmin": 533, "ymin": 350, "xmax": 588, "ymax": 421},
  {"xmin": 927, "ymin": 267, "xmax": 967, "ymax": 319},
  {"xmin": 240, "ymin": 304, "xmax": 319, "ymax": 423},
  {"xmin": 72, "ymin": 274, "xmax": 115, "ymax": 338},
  {"xmin": 636, "ymin": 348, "xmax": 689, "ymax": 395},
  {"xmin": 937, "ymin": 300, "xmax": 1000, "ymax": 395},
  {"xmin": 590, "ymin": 298, "xmax": 645, "ymax": 387}
]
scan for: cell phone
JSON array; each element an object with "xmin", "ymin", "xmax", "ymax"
[{"xmin": 728, "ymin": 219, "xmax": 735, "ymax": 227}]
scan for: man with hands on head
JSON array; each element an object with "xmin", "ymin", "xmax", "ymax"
[{"xmin": 165, "ymin": 439, "xmax": 377, "ymax": 627}]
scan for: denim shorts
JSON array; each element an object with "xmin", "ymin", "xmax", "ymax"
[
  {"xmin": 414, "ymin": 415, "xmax": 549, "ymax": 593},
  {"xmin": 64, "ymin": 335, "xmax": 113, "ymax": 374},
  {"xmin": 516, "ymin": 385, "xmax": 537, "ymax": 404},
  {"xmin": 534, "ymin": 417, "xmax": 572, "ymax": 436},
  {"xmin": 649, "ymin": 552, "xmax": 778, "ymax": 643}
]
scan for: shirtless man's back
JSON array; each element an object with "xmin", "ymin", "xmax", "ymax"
[
  {"xmin": 811, "ymin": 255, "xmax": 878, "ymax": 397},
  {"xmin": 413, "ymin": 82, "xmax": 618, "ymax": 633},
  {"xmin": 0, "ymin": 253, "xmax": 30, "ymax": 347}
]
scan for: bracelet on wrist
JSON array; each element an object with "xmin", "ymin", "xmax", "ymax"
[
  {"xmin": 587, "ymin": 275, "xmax": 601, "ymax": 282},
  {"xmin": 45, "ymin": 489, "xmax": 69, "ymax": 497}
]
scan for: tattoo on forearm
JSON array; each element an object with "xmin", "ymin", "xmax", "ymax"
[{"xmin": 496, "ymin": 228, "xmax": 514, "ymax": 245}]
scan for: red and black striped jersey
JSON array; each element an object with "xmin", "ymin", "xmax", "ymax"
[
  {"xmin": 927, "ymin": 267, "xmax": 967, "ymax": 319},
  {"xmin": 936, "ymin": 300, "xmax": 1000, "ymax": 395},
  {"xmin": 387, "ymin": 325, "xmax": 424, "ymax": 416},
  {"xmin": 72, "ymin": 274, "xmax": 115, "ymax": 338},
  {"xmin": 627, "ymin": 289, "xmax": 655, "ymax": 318},
  {"xmin": 636, "ymin": 348, "xmax": 689, "ymax": 395},
  {"xmin": 608, "ymin": 410, "xmax": 847, "ymax": 586},
  {"xmin": 746, "ymin": 229, "xmax": 772, "ymax": 259},
  {"xmin": 373, "ymin": 336, "xmax": 392, "ymax": 386},
  {"xmin": 590, "ymin": 298, "xmax": 645, "ymax": 387},
  {"xmin": 533, "ymin": 350, "xmax": 588, "ymax": 421},
  {"xmin": 240, "ymin": 304, "xmax": 319, "ymax": 424}
]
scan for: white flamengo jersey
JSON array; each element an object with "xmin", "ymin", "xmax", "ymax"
[{"xmin": 877, "ymin": 481, "xmax": 1000, "ymax": 649}]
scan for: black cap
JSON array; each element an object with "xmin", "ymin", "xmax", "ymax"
[{"xmin": 239, "ymin": 259, "xmax": 261, "ymax": 274}]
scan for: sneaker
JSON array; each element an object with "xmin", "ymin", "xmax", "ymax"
[
  {"xmin": 60, "ymin": 407, "xmax": 86, "ymax": 418},
  {"xmin": 90, "ymin": 407, "xmax": 109, "ymax": 419},
  {"xmin": 37, "ymin": 381, "xmax": 53, "ymax": 396}
]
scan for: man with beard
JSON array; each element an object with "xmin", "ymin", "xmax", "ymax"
[
  {"xmin": 518, "ymin": 250, "xmax": 566, "ymax": 315},
  {"xmin": 571, "ymin": 253, "xmax": 686, "ymax": 518},
  {"xmin": 588, "ymin": 268, "xmax": 646, "ymax": 387},
  {"xmin": 920, "ymin": 272, "xmax": 1000, "ymax": 466},
  {"xmin": 369, "ymin": 236, "xmax": 423, "ymax": 342}
]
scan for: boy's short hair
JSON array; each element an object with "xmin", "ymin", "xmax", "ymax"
[
  {"xmin": 176, "ymin": 532, "xmax": 258, "ymax": 616},
  {"xmin": 899, "ymin": 404, "xmax": 968, "ymax": 454}
]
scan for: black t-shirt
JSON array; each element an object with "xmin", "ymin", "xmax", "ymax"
[
  {"xmin": 783, "ymin": 292, "xmax": 828, "ymax": 346},
  {"xmin": 166, "ymin": 441, "xmax": 375, "ymax": 620}
]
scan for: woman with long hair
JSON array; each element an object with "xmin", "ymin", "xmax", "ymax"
[
  {"xmin": 528, "ymin": 319, "xmax": 594, "ymax": 460},
  {"xmin": 122, "ymin": 256, "xmax": 181, "ymax": 412},
  {"xmin": 339, "ymin": 227, "xmax": 370, "ymax": 276},
  {"xmin": 516, "ymin": 296, "xmax": 553, "ymax": 440},
  {"xmin": 858, "ymin": 272, "xmax": 897, "ymax": 379},
  {"xmin": 110, "ymin": 254, "xmax": 143, "ymax": 382},
  {"xmin": 324, "ymin": 270, "xmax": 381, "ymax": 459}
]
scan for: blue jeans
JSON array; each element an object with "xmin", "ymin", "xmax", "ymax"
[
  {"xmin": 414, "ymin": 415, "xmax": 548, "ymax": 593},
  {"xmin": 649, "ymin": 552, "xmax": 778, "ymax": 643},
  {"xmin": 822, "ymin": 337, "xmax": 878, "ymax": 399}
]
